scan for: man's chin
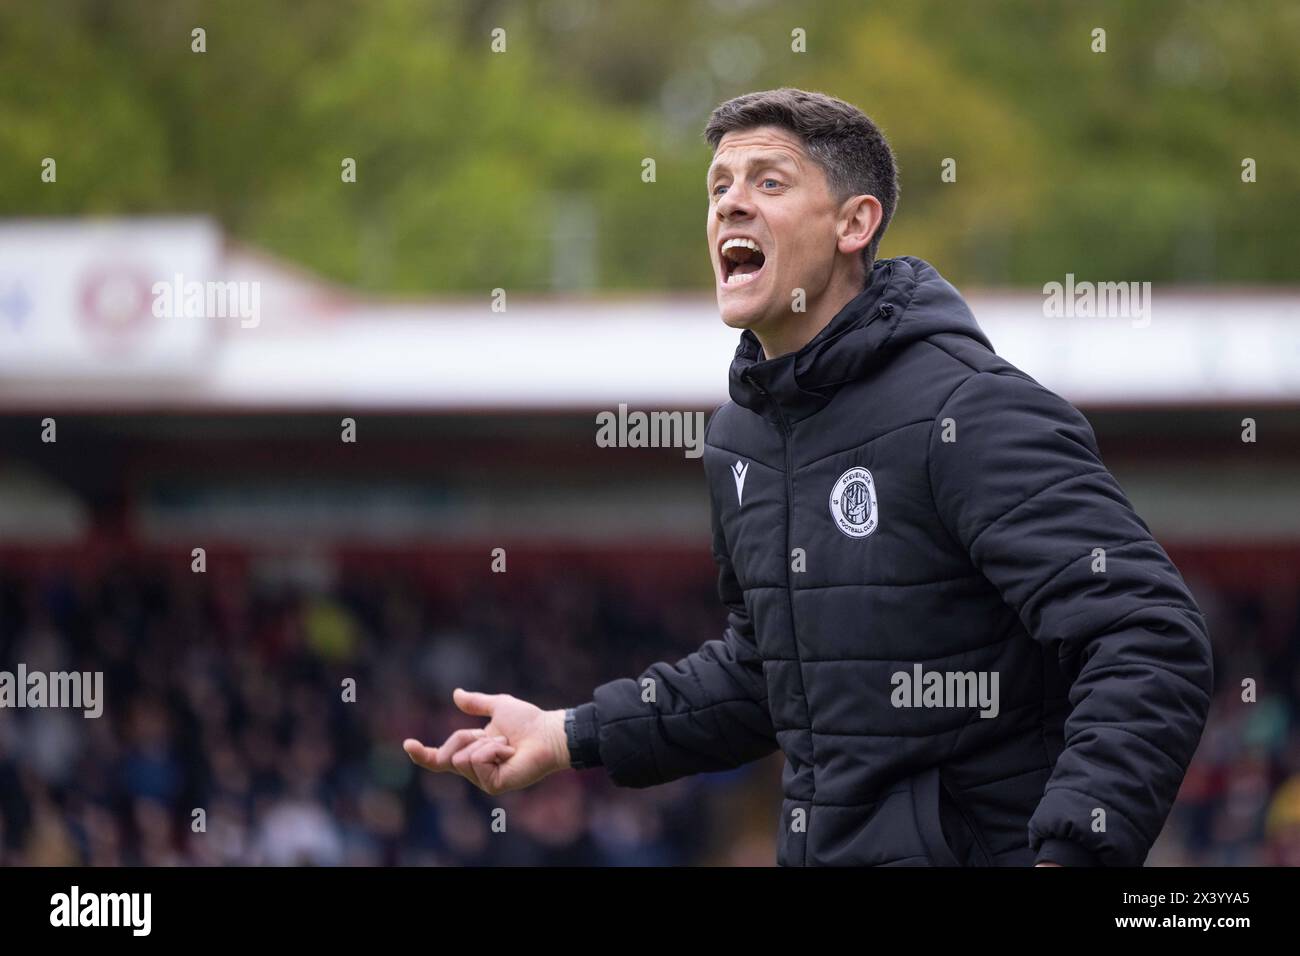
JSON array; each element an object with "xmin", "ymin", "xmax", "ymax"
[{"xmin": 717, "ymin": 300, "xmax": 773, "ymax": 331}]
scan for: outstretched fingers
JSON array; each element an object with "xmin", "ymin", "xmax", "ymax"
[{"xmin": 403, "ymin": 727, "xmax": 486, "ymax": 773}]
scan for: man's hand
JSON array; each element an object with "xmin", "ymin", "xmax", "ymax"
[{"xmin": 403, "ymin": 688, "xmax": 571, "ymax": 795}]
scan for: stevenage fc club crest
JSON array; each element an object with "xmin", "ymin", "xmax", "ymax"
[{"xmin": 829, "ymin": 467, "xmax": 879, "ymax": 538}]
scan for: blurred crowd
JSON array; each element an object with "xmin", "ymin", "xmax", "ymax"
[
  {"xmin": 1155, "ymin": 570, "xmax": 1300, "ymax": 866},
  {"xmin": 0, "ymin": 552, "xmax": 1296, "ymax": 866},
  {"xmin": 0, "ymin": 553, "xmax": 771, "ymax": 866}
]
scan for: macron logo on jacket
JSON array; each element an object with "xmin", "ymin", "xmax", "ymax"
[{"xmin": 731, "ymin": 460, "xmax": 748, "ymax": 505}]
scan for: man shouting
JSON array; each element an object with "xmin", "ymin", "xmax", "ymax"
[{"xmin": 404, "ymin": 88, "xmax": 1213, "ymax": 867}]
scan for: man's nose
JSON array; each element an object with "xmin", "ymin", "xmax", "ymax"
[{"xmin": 716, "ymin": 183, "xmax": 754, "ymax": 220}]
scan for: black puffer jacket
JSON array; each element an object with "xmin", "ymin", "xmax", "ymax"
[{"xmin": 565, "ymin": 255, "xmax": 1213, "ymax": 866}]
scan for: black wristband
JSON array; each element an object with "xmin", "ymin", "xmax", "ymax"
[{"xmin": 564, "ymin": 703, "xmax": 603, "ymax": 770}]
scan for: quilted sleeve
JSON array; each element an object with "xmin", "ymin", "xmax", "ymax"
[{"xmin": 927, "ymin": 370, "xmax": 1213, "ymax": 866}]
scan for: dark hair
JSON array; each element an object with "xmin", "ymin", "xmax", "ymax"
[{"xmin": 704, "ymin": 88, "xmax": 900, "ymax": 269}]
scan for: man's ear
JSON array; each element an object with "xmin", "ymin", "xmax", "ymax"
[{"xmin": 837, "ymin": 194, "xmax": 883, "ymax": 257}]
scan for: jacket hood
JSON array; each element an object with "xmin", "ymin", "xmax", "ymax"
[{"xmin": 728, "ymin": 255, "xmax": 993, "ymax": 423}]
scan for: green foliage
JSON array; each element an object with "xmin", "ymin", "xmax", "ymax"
[{"xmin": 1, "ymin": 0, "xmax": 1296, "ymax": 290}]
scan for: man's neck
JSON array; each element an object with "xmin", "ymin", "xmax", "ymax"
[{"xmin": 753, "ymin": 265, "xmax": 868, "ymax": 359}]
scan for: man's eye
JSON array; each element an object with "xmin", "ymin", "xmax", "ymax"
[
  {"xmin": 762, "ymin": 178, "xmax": 781, "ymax": 189},
  {"xmin": 712, "ymin": 184, "xmax": 728, "ymax": 196}
]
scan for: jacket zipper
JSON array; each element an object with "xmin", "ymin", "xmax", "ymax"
[{"xmin": 743, "ymin": 372, "xmax": 807, "ymax": 864}]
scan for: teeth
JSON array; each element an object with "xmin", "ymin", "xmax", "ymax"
[
  {"xmin": 720, "ymin": 237, "xmax": 765, "ymax": 287},
  {"xmin": 721, "ymin": 237, "xmax": 762, "ymax": 255}
]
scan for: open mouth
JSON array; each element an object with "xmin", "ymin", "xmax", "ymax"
[{"xmin": 719, "ymin": 237, "xmax": 767, "ymax": 287}]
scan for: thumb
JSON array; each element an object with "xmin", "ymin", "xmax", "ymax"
[{"xmin": 453, "ymin": 687, "xmax": 496, "ymax": 718}]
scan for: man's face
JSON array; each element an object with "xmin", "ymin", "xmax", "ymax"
[{"xmin": 706, "ymin": 124, "xmax": 844, "ymax": 335}]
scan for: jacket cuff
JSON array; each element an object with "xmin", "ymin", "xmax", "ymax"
[
  {"xmin": 1036, "ymin": 837, "xmax": 1101, "ymax": 867},
  {"xmin": 564, "ymin": 702, "xmax": 603, "ymax": 770}
]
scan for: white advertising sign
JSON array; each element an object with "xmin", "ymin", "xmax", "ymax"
[{"xmin": 0, "ymin": 218, "xmax": 221, "ymax": 378}]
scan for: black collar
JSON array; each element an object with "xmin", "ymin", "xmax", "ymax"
[{"xmin": 728, "ymin": 257, "xmax": 919, "ymax": 424}]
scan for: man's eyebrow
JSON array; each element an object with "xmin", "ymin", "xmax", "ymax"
[{"xmin": 707, "ymin": 152, "xmax": 798, "ymax": 181}]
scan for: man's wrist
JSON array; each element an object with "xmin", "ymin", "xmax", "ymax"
[{"xmin": 544, "ymin": 709, "xmax": 572, "ymax": 769}]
